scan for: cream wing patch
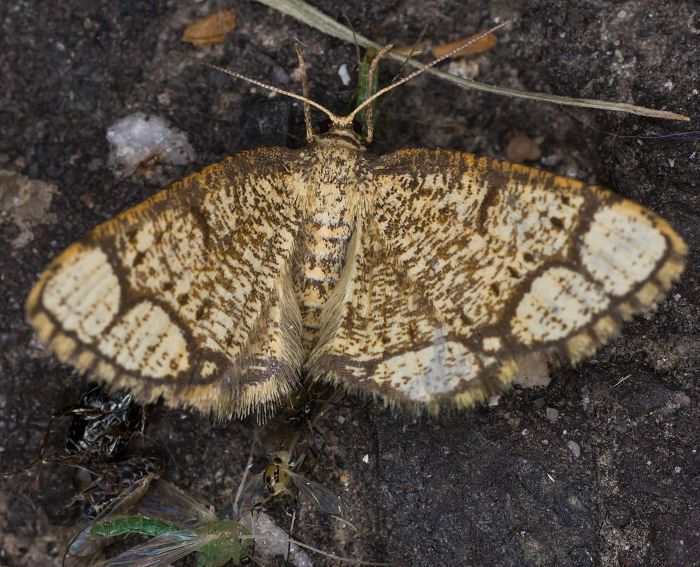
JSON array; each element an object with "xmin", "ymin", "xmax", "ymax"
[
  {"xmin": 98, "ymin": 300, "xmax": 189, "ymax": 379},
  {"xmin": 380, "ymin": 340, "xmax": 480, "ymax": 403},
  {"xmin": 40, "ymin": 246, "xmax": 120, "ymax": 343},
  {"xmin": 511, "ymin": 267, "xmax": 610, "ymax": 345},
  {"xmin": 581, "ymin": 202, "xmax": 667, "ymax": 295}
]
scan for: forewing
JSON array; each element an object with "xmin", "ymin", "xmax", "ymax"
[
  {"xmin": 289, "ymin": 471, "xmax": 343, "ymax": 516},
  {"xmin": 309, "ymin": 149, "xmax": 686, "ymax": 409},
  {"xmin": 92, "ymin": 530, "xmax": 214, "ymax": 567},
  {"xmin": 26, "ymin": 148, "xmax": 307, "ymax": 417}
]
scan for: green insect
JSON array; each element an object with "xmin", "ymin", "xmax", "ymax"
[
  {"xmin": 64, "ymin": 458, "xmax": 163, "ymax": 566},
  {"xmin": 80, "ymin": 468, "xmax": 369, "ymax": 566},
  {"xmin": 82, "ymin": 480, "xmax": 254, "ymax": 566},
  {"xmin": 88, "ymin": 515, "xmax": 178, "ymax": 539}
]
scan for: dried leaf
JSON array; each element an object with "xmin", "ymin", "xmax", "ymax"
[
  {"xmin": 182, "ymin": 9, "xmax": 236, "ymax": 47},
  {"xmin": 506, "ymin": 133, "xmax": 542, "ymax": 163},
  {"xmin": 431, "ymin": 32, "xmax": 497, "ymax": 59}
]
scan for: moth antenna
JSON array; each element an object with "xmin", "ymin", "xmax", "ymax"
[
  {"xmin": 342, "ymin": 22, "xmax": 508, "ymax": 126},
  {"xmin": 390, "ymin": 25, "xmax": 429, "ymax": 82},
  {"xmin": 293, "ymin": 43, "xmax": 315, "ymax": 142},
  {"xmin": 197, "ymin": 60, "xmax": 343, "ymax": 125}
]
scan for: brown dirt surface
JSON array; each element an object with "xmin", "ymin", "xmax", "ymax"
[{"xmin": 1, "ymin": 1, "xmax": 697, "ymax": 566}]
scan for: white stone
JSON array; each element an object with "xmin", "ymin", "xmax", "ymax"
[{"xmin": 106, "ymin": 112, "xmax": 195, "ymax": 177}]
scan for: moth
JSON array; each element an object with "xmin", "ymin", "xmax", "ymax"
[{"xmin": 26, "ymin": 38, "xmax": 687, "ymax": 419}]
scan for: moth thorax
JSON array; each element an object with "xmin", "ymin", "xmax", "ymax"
[{"xmin": 317, "ymin": 126, "xmax": 366, "ymax": 151}]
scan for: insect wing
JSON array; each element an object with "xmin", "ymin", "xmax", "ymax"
[
  {"xmin": 65, "ymin": 464, "xmax": 161, "ymax": 565},
  {"xmin": 289, "ymin": 470, "xmax": 342, "ymax": 516},
  {"xmin": 92, "ymin": 529, "xmax": 216, "ymax": 567},
  {"xmin": 78, "ymin": 457, "xmax": 162, "ymax": 519},
  {"xmin": 138, "ymin": 479, "xmax": 217, "ymax": 526}
]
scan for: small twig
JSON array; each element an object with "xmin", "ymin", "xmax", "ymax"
[{"xmin": 612, "ymin": 374, "xmax": 632, "ymax": 388}]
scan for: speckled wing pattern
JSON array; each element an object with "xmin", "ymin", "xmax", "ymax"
[
  {"xmin": 308, "ymin": 149, "xmax": 686, "ymax": 411},
  {"xmin": 26, "ymin": 149, "xmax": 306, "ymax": 418}
]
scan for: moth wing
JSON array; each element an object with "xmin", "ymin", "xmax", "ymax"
[
  {"xmin": 92, "ymin": 530, "xmax": 215, "ymax": 567},
  {"xmin": 309, "ymin": 149, "xmax": 686, "ymax": 409},
  {"xmin": 26, "ymin": 148, "xmax": 307, "ymax": 417}
]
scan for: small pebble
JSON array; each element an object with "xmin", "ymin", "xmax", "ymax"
[
  {"xmin": 106, "ymin": 112, "xmax": 195, "ymax": 177},
  {"xmin": 567, "ymin": 440, "xmax": 581, "ymax": 458},
  {"xmin": 289, "ymin": 67, "xmax": 303, "ymax": 82},
  {"xmin": 506, "ymin": 133, "xmax": 542, "ymax": 163},
  {"xmin": 362, "ymin": 453, "xmax": 369, "ymax": 464},
  {"xmin": 541, "ymin": 154, "xmax": 559, "ymax": 166},
  {"xmin": 546, "ymin": 407, "xmax": 559, "ymax": 423},
  {"xmin": 338, "ymin": 63, "xmax": 351, "ymax": 86}
]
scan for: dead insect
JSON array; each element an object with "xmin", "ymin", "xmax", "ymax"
[
  {"xmin": 2, "ymin": 386, "xmax": 148, "ymax": 479},
  {"xmin": 64, "ymin": 457, "xmax": 163, "ymax": 566},
  {"xmin": 72, "ymin": 456, "xmax": 164, "ymax": 520},
  {"xmin": 63, "ymin": 386, "xmax": 147, "ymax": 463},
  {"xmin": 86, "ymin": 481, "xmax": 254, "ymax": 567},
  {"xmin": 263, "ymin": 449, "xmax": 343, "ymax": 517},
  {"xmin": 84, "ymin": 461, "xmax": 380, "ymax": 566}
]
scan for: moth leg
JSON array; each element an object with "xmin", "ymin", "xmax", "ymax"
[{"xmin": 293, "ymin": 43, "xmax": 314, "ymax": 143}]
